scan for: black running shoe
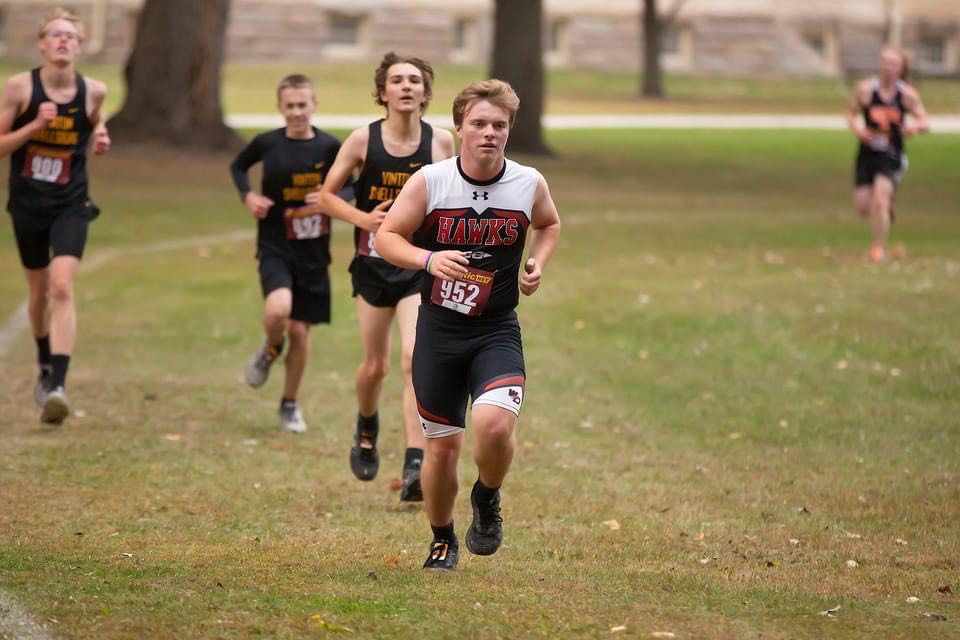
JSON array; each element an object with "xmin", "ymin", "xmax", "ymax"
[
  {"xmin": 349, "ymin": 432, "xmax": 379, "ymax": 481},
  {"xmin": 400, "ymin": 459, "xmax": 423, "ymax": 502},
  {"xmin": 465, "ymin": 482, "xmax": 503, "ymax": 556},
  {"xmin": 423, "ymin": 538, "xmax": 459, "ymax": 571}
]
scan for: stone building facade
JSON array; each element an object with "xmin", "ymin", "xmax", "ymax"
[{"xmin": 0, "ymin": 0, "xmax": 957, "ymax": 77}]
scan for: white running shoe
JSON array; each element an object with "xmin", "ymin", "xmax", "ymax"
[
  {"xmin": 41, "ymin": 386, "xmax": 70, "ymax": 425},
  {"xmin": 279, "ymin": 401, "xmax": 307, "ymax": 433},
  {"xmin": 244, "ymin": 340, "xmax": 281, "ymax": 389}
]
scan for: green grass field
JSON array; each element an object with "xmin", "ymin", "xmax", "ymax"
[
  {"xmin": 3, "ymin": 61, "xmax": 960, "ymax": 116},
  {"xmin": 1, "ymin": 128, "xmax": 959, "ymax": 638}
]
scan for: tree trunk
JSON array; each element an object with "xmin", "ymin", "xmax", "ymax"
[
  {"xmin": 641, "ymin": 0, "xmax": 664, "ymax": 98},
  {"xmin": 490, "ymin": 0, "xmax": 552, "ymax": 156},
  {"xmin": 108, "ymin": 0, "xmax": 241, "ymax": 150}
]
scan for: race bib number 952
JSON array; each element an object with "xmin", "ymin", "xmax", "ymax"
[
  {"xmin": 23, "ymin": 144, "xmax": 71, "ymax": 184},
  {"xmin": 431, "ymin": 265, "xmax": 494, "ymax": 316},
  {"xmin": 284, "ymin": 206, "xmax": 329, "ymax": 240}
]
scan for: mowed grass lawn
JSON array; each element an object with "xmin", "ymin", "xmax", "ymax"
[{"xmin": 1, "ymin": 128, "xmax": 958, "ymax": 639}]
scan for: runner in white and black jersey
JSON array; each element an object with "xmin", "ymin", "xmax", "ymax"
[
  {"xmin": 845, "ymin": 46, "xmax": 929, "ymax": 263},
  {"xmin": 0, "ymin": 7, "xmax": 110, "ymax": 425},
  {"xmin": 376, "ymin": 79, "xmax": 561, "ymax": 571},
  {"xmin": 230, "ymin": 74, "xmax": 341, "ymax": 433},
  {"xmin": 307, "ymin": 53, "xmax": 455, "ymax": 500}
]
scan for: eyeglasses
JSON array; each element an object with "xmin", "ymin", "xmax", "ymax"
[{"xmin": 44, "ymin": 29, "xmax": 78, "ymax": 41}]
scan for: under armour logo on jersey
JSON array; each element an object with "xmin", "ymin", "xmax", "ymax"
[{"xmin": 472, "ymin": 191, "xmax": 489, "ymax": 201}]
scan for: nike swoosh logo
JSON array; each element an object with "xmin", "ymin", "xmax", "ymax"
[
  {"xmin": 314, "ymin": 162, "xmax": 325, "ymax": 169},
  {"xmin": 68, "ymin": 107, "xmax": 79, "ymax": 113},
  {"xmin": 409, "ymin": 162, "xmax": 423, "ymax": 168}
]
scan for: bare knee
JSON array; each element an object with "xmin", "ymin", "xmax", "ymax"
[
  {"xmin": 287, "ymin": 321, "xmax": 310, "ymax": 345},
  {"xmin": 427, "ymin": 437, "xmax": 461, "ymax": 467},
  {"xmin": 475, "ymin": 413, "xmax": 516, "ymax": 447},
  {"xmin": 48, "ymin": 276, "xmax": 74, "ymax": 305},
  {"xmin": 359, "ymin": 356, "xmax": 389, "ymax": 382},
  {"xmin": 400, "ymin": 348, "xmax": 413, "ymax": 379}
]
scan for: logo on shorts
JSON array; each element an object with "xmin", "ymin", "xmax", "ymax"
[
  {"xmin": 509, "ymin": 388, "xmax": 521, "ymax": 405},
  {"xmin": 472, "ymin": 191, "xmax": 489, "ymax": 201}
]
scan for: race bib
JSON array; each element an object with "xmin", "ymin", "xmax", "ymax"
[
  {"xmin": 431, "ymin": 265, "xmax": 494, "ymax": 316},
  {"xmin": 23, "ymin": 145, "xmax": 71, "ymax": 184},
  {"xmin": 284, "ymin": 206, "xmax": 329, "ymax": 240},
  {"xmin": 357, "ymin": 229, "xmax": 381, "ymax": 258},
  {"xmin": 868, "ymin": 133, "xmax": 890, "ymax": 152}
]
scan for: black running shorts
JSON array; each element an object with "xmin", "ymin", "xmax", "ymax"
[
  {"xmin": 9, "ymin": 200, "xmax": 99, "ymax": 269},
  {"xmin": 350, "ymin": 257, "xmax": 422, "ymax": 308},
  {"xmin": 855, "ymin": 148, "xmax": 906, "ymax": 187},
  {"xmin": 412, "ymin": 305, "xmax": 526, "ymax": 437},
  {"xmin": 258, "ymin": 253, "xmax": 331, "ymax": 324}
]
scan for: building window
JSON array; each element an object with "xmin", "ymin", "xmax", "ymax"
[
  {"xmin": 661, "ymin": 25, "xmax": 680, "ymax": 54},
  {"xmin": 801, "ymin": 30, "xmax": 825, "ymax": 56},
  {"xmin": 546, "ymin": 19, "xmax": 567, "ymax": 53},
  {"xmin": 917, "ymin": 34, "xmax": 946, "ymax": 67},
  {"xmin": 454, "ymin": 18, "xmax": 473, "ymax": 51},
  {"xmin": 329, "ymin": 13, "xmax": 361, "ymax": 46}
]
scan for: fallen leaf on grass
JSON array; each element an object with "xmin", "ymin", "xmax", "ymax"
[
  {"xmin": 383, "ymin": 555, "xmax": 400, "ymax": 567},
  {"xmin": 835, "ymin": 359, "xmax": 849, "ymax": 370},
  {"xmin": 609, "ymin": 624, "xmax": 626, "ymax": 633},
  {"xmin": 387, "ymin": 478, "xmax": 403, "ymax": 492},
  {"xmin": 819, "ymin": 605, "xmax": 841, "ymax": 617},
  {"xmin": 119, "ymin": 552, "xmax": 133, "ymax": 558},
  {"xmin": 573, "ymin": 319, "xmax": 586, "ymax": 330},
  {"xmin": 309, "ymin": 614, "xmax": 353, "ymax": 632},
  {"xmin": 845, "ymin": 560, "xmax": 858, "ymax": 568},
  {"xmin": 789, "ymin": 539, "xmax": 800, "ymax": 546},
  {"xmin": 937, "ymin": 585, "xmax": 952, "ymax": 594},
  {"xmin": 906, "ymin": 596, "xmax": 920, "ymax": 603},
  {"xmin": 74, "ymin": 409, "xmax": 86, "ymax": 418},
  {"xmin": 603, "ymin": 520, "xmax": 621, "ymax": 531},
  {"xmin": 163, "ymin": 434, "xmax": 182, "ymax": 442},
  {"xmin": 919, "ymin": 612, "xmax": 948, "ymax": 621},
  {"xmin": 650, "ymin": 632, "xmax": 676, "ymax": 638},
  {"xmin": 895, "ymin": 538, "xmax": 908, "ymax": 546}
]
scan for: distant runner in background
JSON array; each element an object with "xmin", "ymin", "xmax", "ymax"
[
  {"xmin": 845, "ymin": 45, "xmax": 929, "ymax": 263},
  {"xmin": 230, "ymin": 74, "xmax": 340, "ymax": 433}
]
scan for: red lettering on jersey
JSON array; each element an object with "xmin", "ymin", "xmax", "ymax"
[
  {"xmin": 467, "ymin": 219, "xmax": 485, "ymax": 244},
  {"xmin": 451, "ymin": 219, "xmax": 468, "ymax": 244},
  {"xmin": 484, "ymin": 218, "xmax": 506, "ymax": 246},
  {"xmin": 503, "ymin": 219, "xmax": 519, "ymax": 245},
  {"xmin": 437, "ymin": 217, "xmax": 455, "ymax": 243}
]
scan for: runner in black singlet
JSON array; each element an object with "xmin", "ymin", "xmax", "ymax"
[
  {"xmin": 845, "ymin": 46, "xmax": 929, "ymax": 263},
  {"xmin": 0, "ymin": 7, "xmax": 110, "ymax": 425},
  {"xmin": 230, "ymin": 74, "xmax": 341, "ymax": 434},
  {"xmin": 307, "ymin": 53, "xmax": 455, "ymax": 500}
]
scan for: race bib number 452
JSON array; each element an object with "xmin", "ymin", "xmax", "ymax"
[
  {"xmin": 284, "ymin": 206, "xmax": 329, "ymax": 240},
  {"xmin": 23, "ymin": 144, "xmax": 71, "ymax": 184},
  {"xmin": 431, "ymin": 265, "xmax": 494, "ymax": 316}
]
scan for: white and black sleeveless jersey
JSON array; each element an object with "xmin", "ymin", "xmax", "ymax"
[{"xmin": 418, "ymin": 156, "xmax": 540, "ymax": 319}]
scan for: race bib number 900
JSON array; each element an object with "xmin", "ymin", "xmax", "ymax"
[
  {"xmin": 23, "ymin": 145, "xmax": 71, "ymax": 184},
  {"xmin": 284, "ymin": 207, "xmax": 329, "ymax": 240},
  {"xmin": 431, "ymin": 265, "xmax": 494, "ymax": 316}
]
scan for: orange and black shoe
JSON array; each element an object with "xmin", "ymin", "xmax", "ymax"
[
  {"xmin": 244, "ymin": 340, "xmax": 282, "ymax": 388},
  {"xmin": 349, "ymin": 432, "xmax": 379, "ymax": 481},
  {"xmin": 465, "ymin": 481, "xmax": 503, "ymax": 556},
  {"xmin": 423, "ymin": 538, "xmax": 459, "ymax": 571}
]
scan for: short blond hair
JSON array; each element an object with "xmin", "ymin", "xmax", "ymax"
[
  {"xmin": 37, "ymin": 6, "xmax": 84, "ymax": 42},
  {"xmin": 276, "ymin": 73, "xmax": 314, "ymax": 101},
  {"xmin": 452, "ymin": 79, "xmax": 520, "ymax": 128}
]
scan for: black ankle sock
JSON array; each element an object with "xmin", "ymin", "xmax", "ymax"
[
  {"xmin": 431, "ymin": 521, "xmax": 456, "ymax": 543},
  {"xmin": 404, "ymin": 447, "xmax": 423, "ymax": 468},
  {"xmin": 357, "ymin": 412, "xmax": 379, "ymax": 439},
  {"xmin": 269, "ymin": 339, "xmax": 285, "ymax": 357},
  {"xmin": 473, "ymin": 479, "xmax": 500, "ymax": 503},
  {"xmin": 280, "ymin": 397, "xmax": 296, "ymax": 408},
  {"xmin": 50, "ymin": 354, "xmax": 70, "ymax": 388},
  {"xmin": 36, "ymin": 336, "xmax": 51, "ymax": 367}
]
